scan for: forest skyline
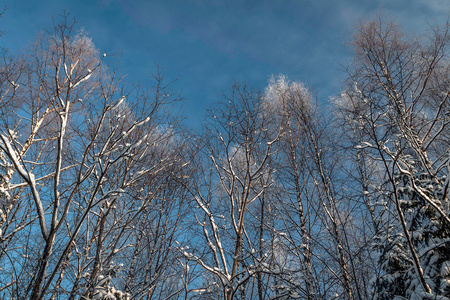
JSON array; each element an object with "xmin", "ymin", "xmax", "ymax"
[
  {"xmin": 1, "ymin": 0, "xmax": 448, "ymax": 127},
  {"xmin": 0, "ymin": 2, "xmax": 450, "ymax": 299}
]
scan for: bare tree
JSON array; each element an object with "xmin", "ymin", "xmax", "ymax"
[
  {"xmin": 0, "ymin": 16, "xmax": 189, "ymax": 300},
  {"xmin": 340, "ymin": 17, "xmax": 450, "ymax": 299},
  {"xmin": 181, "ymin": 83, "xmax": 285, "ymax": 299},
  {"xmin": 262, "ymin": 76, "xmax": 320, "ymax": 299},
  {"xmin": 265, "ymin": 75, "xmax": 370, "ymax": 300}
]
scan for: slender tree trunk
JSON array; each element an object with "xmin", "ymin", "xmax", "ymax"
[
  {"xmin": 288, "ymin": 135, "xmax": 316, "ymax": 299},
  {"xmin": 258, "ymin": 194, "xmax": 265, "ymax": 300}
]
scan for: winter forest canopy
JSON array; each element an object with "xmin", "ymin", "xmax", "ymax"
[{"xmin": 0, "ymin": 12, "xmax": 450, "ymax": 300}]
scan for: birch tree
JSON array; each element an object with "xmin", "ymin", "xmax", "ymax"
[
  {"xmin": 263, "ymin": 75, "xmax": 320, "ymax": 299},
  {"xmin": 0, "ymin": 17, "xmax": 188, "ymax": 300},
  {"xmin": 340, "ymin": 18, "xmax": 450, "ymax": 299},
  {"xmin": 265, "ymin": 75, "xmax": 362, "ymax": 299},
  {"xmin": 182, "ymin": 83, "xmax": 286, "ymax": 299}
]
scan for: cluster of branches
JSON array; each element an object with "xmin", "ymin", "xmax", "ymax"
[
  {"xmin": 0, "ymin": 17, "xmax": 191, "ymax": 300},
  {"xmin": 0, "ymin": 14, "xmax": 449, "ymax": 300}
]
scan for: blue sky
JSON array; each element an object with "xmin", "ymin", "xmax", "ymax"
[{"xmin": 1, "ymin": 0, "xmax": 448, "ymax": 127}]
